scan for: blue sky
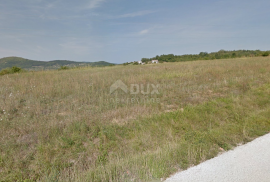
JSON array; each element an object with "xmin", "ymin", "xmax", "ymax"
[{"xmin": 0, "ymin": 0, "xmax": 270, "ymax": 63}]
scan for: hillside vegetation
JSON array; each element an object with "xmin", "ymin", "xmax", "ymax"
[
  {"xmin": 141, "ymin": 49, "xmax": 270, "ymax": 63},
  {"xmin": 0, "ymin": 57, "xmax": 270, "ymax": 181},
  {"xmin": 0, "ymin": 57, "xmax": 114, "ymax": 71}
]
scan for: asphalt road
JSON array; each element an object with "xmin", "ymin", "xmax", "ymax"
[{"xmin": 166, "ymin": 133, "xmax": 270, "ymax": 182}]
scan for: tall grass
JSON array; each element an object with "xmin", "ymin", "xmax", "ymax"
[{"xmin": 0, "ymin": 57, "xmax": 270, "ymax": 181}]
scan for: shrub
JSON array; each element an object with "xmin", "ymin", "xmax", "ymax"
[
  {"xmin": 262, "ymin": 52, "xmax": 269, "ymax": 57},
  {"xmin": 0, "ymin": 66, "xmax": 23, "ymax": 76},
  {"xmin": 11, "ymin": 66, "xmax": 22, "ymax": 73},
  {"xmin": 58, "ymin": 66, "xmax": 69, "ymax": 70},
  {"xmin": 0, "ymin": 69, "xmax": 11, "ymax": 75}
]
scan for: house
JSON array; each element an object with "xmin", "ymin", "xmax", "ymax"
[
  {"xmin": 152, "ymin": 60, "xmax": 159, "ymax": 64},
  {"xmin": 138, "ymin": 61, "xmax": 143, "ymax": 64}
]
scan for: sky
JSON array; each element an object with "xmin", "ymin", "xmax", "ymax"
[{"xmin": 0, "ymin": 0, "xmax": 270, "ymax": 63}]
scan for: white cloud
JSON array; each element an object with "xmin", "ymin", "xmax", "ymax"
[
  {"xmin": 118, "ymin": 10, "xmax": 156, "ymax": 18},
  {"xmin": 139, "ymin": 29, "xmax": 149, "ymax": 35},
  {"xmin": 109, "ymin": 10, "xmax": 157, "ymax": 19},
  {"xmin": 85, "ymin": 0, "xmax": 106, "ymax": 9}
]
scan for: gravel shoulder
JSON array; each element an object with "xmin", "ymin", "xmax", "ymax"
[{"xmin": 166, "ymin": 133, "xmax": 270, "ymax": 182}]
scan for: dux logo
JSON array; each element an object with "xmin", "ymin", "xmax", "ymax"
[
  {"xmin": 110, "ymin": 80, "xmax": 128, "ymax": 94},
  {"xmin": 110, "ymin": 80, "xmax": 160, "ymax": 95}
]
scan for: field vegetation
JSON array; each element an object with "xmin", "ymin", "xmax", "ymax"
[{"xmin": 0, "ymin": 57, "xmax": 270, "ymax": 181}]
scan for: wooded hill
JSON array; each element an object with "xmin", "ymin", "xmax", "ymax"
[{"xmin": 0, "ymin": 57, "xmax": 114, "ymax": 71}]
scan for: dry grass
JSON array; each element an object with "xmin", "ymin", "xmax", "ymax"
[{"xmin": 0, "ymin": 57, "xmax": 270, "ymax": 181}]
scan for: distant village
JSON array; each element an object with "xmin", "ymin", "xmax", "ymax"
[{"xmin": 124, "ymin": 60, "xmax": 159, "ymax": 65}]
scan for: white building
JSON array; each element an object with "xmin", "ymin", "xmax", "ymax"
[{"xmin": 152, "ymin": 60, "xmax": 159, "ymax": 64}]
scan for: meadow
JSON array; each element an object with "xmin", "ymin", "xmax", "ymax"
[{"xmin": 0, "ymin": 57, "xmax": 270, "ymax": 181}]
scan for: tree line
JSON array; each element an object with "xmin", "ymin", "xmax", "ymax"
[{"xmin": 140, "ymin": 50, "xmax": 270, "ymax": 63}]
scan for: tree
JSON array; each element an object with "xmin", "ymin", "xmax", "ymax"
[{"xmin": 199, "ymin": 52, "xmax": 208, "ymax": 57}]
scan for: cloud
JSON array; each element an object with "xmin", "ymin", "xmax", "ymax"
[
  {"xmin": 84, "ymin": 0, "xmax": 106, "ymax": 9},
  {"xmin": 112, "ymin": 10, "xmax": 156, "ymax": 19},
  {"xmin": 139, "ymin": 29, "xmax": 149, "ymax": 35}
]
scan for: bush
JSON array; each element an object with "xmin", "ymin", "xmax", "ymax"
[
  {"xmin": 11, "ymin": 66, "xmax": 22, "ymax": 73},
  {"xmin": 0, "ymin": 69, "xmax": 10, "ymax": 76},
  {"xmin": 262, "ymin": 52, "xmax": 269, "ymax": 57},
  {"xmin": 0, "ymin": 66, "xmax": 23, "ymax": 76},
  {"xmin": 58, "ymin": 66, "xmax": 69, "ymax": 70}
]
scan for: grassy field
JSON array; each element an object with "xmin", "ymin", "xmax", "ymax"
[{"xmin": 0, "ymin": 57, "xmax": 270, "ymax": 181}]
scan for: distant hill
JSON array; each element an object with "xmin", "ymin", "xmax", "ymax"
[{"xmin": 0, "ymin": 57, "xmax": 115, "ymax": 71}]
